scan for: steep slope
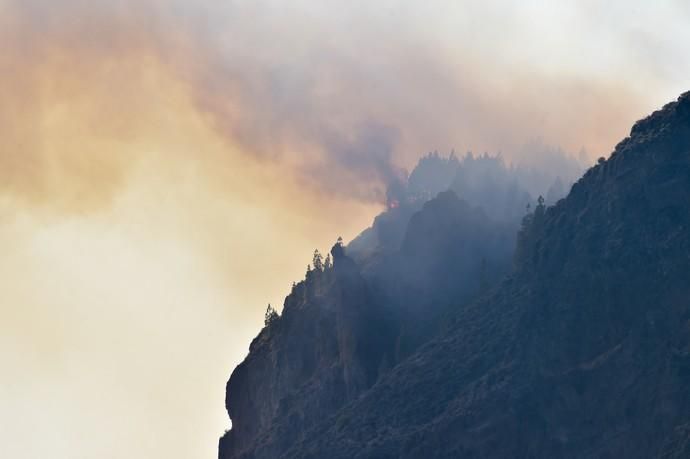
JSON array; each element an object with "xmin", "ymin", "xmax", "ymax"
[
  {"xmin": 279, "ymin": 92, "xmax": 690, "ymax": 458},
  {"xmin": 219, "ymin": 191, "xmax": 517, "ymax": 458},
  {"xmin": 218, "ymin": 247, "xmax": 396, "ymax": 458}
]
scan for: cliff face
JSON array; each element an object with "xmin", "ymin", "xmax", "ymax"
[
  {"xmin": 220, "ymin": 92, "xmax": 690, "ymax": 459},
  {"xmin": 219, "ymin": 249, "xmax": 395, "ymax": 458},
  {"xmin": 219, "ymin": 190, "xmax": 515, "ymax": 459},
  {"xmin": 280, "ymin": 92, "xmax": 690, "ymax": 458},
  {"xmin": 220, "ymin": 190, "xmax": 515, "ymax": 458}
]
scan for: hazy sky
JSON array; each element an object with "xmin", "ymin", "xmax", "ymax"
[{"xmin": 1, "ymin": 1, "xmax": 689, "ymax": 458}]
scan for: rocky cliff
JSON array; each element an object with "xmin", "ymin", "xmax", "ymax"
[
  {"xmin": 219, "ymin": 246, "xmax": 396, "ymax": 458},
  {"xmin": 220, "ymin": 92, "xmax": 690, "ymax": 458}
]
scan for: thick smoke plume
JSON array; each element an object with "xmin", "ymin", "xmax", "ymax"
[{"xmin": 2, "ymin": 0, "xmax": 683, "ymax": 212}]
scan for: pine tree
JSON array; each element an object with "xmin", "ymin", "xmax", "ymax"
[
  {"xmin": 331, "ymin": 237, "xmax": 345, "ymax": 260},
  {"xmin": 313, "ymin": 249, "xmax": 324, "ymax": 271},
  {"xmin": 264, "ymin": 304, "xmax": 279, "ymax": 326},
  {"xmin": 534, "ymin": 195, "xmax": 546, "ymax": 223}
]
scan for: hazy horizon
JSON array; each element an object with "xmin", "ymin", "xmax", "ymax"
[{"xmin": 2, "ymin": 1, "xmax": 689, "ymax": 458}]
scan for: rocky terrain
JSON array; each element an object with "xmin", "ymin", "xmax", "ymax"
[{"xmin": 219, "ymin": 92, "xmax": 690, "ymax": 458}]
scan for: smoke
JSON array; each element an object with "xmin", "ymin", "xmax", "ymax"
[
  {"xmin": 303, "ymin": 122, "xmax": 408, "ymax": 203},
  {"xmin": 2, "ymin": 0, "xmax": 686, "ymax": 213}
]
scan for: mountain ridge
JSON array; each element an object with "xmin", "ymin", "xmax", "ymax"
[{"xmin": 220, "ymin": 91, "xmax": 690, "ymax": 458}]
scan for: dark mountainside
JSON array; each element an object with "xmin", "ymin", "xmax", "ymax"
[
  {"xmin": 220, "ymin": 190, "xmax": 518, "ymax": 458},
  {"xmin": 219, "ymin": 92, "xmax": 690, "ymax": 458}
]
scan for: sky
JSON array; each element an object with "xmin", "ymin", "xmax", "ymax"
[{"xmin": 1, "ymin": 1, "xmax": 689, "ymax": 458}]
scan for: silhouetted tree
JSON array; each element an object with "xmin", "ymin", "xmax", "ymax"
[
  {"xmin": 324, "ymin": 254, "xmax": 332, "ymax": 270},
  {"xmin": 264, "ymin": 304, "xmax": 279, "ymax": 326},
  {"xmin": 313, "ymin": 249, "xmax": 324, "ymax": 271},
  {"xmin": 332, "ymin": 237, "xmax": 345, "ymax": 260},
  {"xmin": 534, "ymin": 195, "xmax": 546, "ymax": 222}
]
